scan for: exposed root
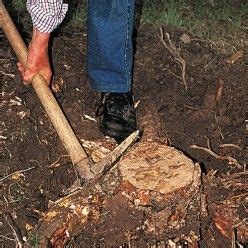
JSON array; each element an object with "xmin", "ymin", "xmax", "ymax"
[
  {"xmin": 219, "ymin": 143, "xmax": 242, "ymax": 151},
  {"xmin": 190, "ymin": 144, "xmax": 243, "ymax": 169},
  {"xmin": 160, "ymin": 27, "xmax": 187, "ymax": 91}
]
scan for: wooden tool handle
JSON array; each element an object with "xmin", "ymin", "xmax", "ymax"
[{"xmin": 0, "ymin": 1, "xmax": 87, "ymax": 165}]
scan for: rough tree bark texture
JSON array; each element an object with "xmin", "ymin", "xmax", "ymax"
[{"xmin": 24, "ymin": 140, "xmax": 202, "ymax": 247}]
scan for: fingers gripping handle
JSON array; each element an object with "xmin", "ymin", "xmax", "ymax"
[{"xmin": 0, "ymin": 1, "xmax": 88, "ymax": 168}]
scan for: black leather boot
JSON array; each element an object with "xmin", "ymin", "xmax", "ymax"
[{"xmin": 96, "ymin": 92, "xmax": 137, "ymax": 143}]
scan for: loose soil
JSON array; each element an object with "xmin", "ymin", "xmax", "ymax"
[{"xmin": 1, "ymin": 19, "xmax": 247, "ymax": 247}]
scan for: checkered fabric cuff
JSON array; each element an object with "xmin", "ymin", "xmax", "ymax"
[{"xmin": 27, "ymin": 0, "xmax": 68, "ymax": 33}]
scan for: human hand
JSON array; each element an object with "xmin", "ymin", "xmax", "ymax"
[{"xmin": 17, "ymin": 28, "xmax": 52, "ymax": 85}]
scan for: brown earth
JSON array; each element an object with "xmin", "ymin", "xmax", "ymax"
[{"xmin": 1, "ymin": 18, "xmax": 247, "ymax": 247}]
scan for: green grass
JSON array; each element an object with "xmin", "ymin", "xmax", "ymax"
[
  {"xmin": 141, "ymin": 0, "xmax": 247, "ymax": 28},
  {"xmin": 28, "ymin": 234, "xmax": 40, "ymax": 247},
  {"xmin": 141, "ymin": 0, "xmax": 186, "ymax": 27},
  {"xmin": 11, "ymin": 0, "xmax": 26, "ymax": 11},
  {"xmin": 7, "ymin": 0, "xmax": 247, "ymax": 51},
  {"xmin": 6, "ymin": 0, "xmax": 26, "ymax": 23},
  {"xmin": 141, "ymin": 0, "xmax": 247, "ymax": 50},
  {"xmin": 67, "ymin": 0, "xmax": 247, "ymax": 50},
  {"xmin": 71, "ymin": 5, "xmax": 87, "ymax": 26}
]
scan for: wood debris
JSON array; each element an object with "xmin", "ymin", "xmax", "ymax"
[{"xmin": 226, "ymin": 51, "xmax": 243, "ymax": 64}]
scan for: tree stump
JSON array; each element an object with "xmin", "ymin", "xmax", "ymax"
[{"xmin": 24, "ymin": 141, "xmax": 202, "ymax": 247}]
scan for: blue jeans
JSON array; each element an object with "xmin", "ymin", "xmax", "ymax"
[{"xmin": 87, "ymin": 0, "xmax": 135, "ymax": 93}]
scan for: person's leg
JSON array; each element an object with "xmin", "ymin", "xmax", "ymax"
[{"xmin": 87, "ymin": 0, "xmax": 135, "ymax": 93}]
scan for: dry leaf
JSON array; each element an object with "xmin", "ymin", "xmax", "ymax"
[
  {"xmin": 44, "ymin": 211, "xmax": 58, "ymax": 220},
  {"xmin": 25, "ymin": 223, "xmax": 33, "ymax": 231},
  {"xmin": 11, "ymin": 172, "xmax": 24, "ymax": 181}
]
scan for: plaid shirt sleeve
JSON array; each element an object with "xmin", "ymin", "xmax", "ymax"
[{"xmin": 26, "ymin": 0, "xmax": 68, "ymax": 33}]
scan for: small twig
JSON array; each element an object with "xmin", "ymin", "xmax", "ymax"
[
  {"xmin": 229, "ymin": 193, "xmax": 248, "ymax": 200},
  {"xmin": 203, "ymin": 56, "xmax": 217, "ymax": 70},
  {"xmin": 0, "ymin": 234, "xmax": 15, "ymax": 242},
  {"xmin": 160, "ymin": 27, "xmax": 187, "ymax": 90},
  {"xmin": 0, "ymin": 166, "xmax": 36, "ymax": 182},
  {"xmin": 191, "ymin": 144, "xmax": 243, "ymax": 169},
  {"xmin": 30, "ymin": 159, "xmax": 42, "ymax": 168},
  {"xmin": 184, "ymin": 190, "xmax": 199, "ymax": 213},
  {"xmin": 205, "ymin": 136, "xmax": 212, "ymax": 150},
  {"xmin": 82, "ymin": 114, "xmax": 97, "ymax": 123},
  {"xmin": 214, "ymin": 114, "xmax": 225, "ymax": 140},
  {"xmin": 3, "ymin": 194, "xmax": 9, "ymax": 205},
  {"xmin": 47, "ymin": 155, "xmax": 69, "ymax": 168},
  {"xmin": 134, "ymin": 100, "xmax": 140, "ymax": 109},
  {"xmin": 216, "ymin": 124, "xmax": 225, "ymax": 140},
  {"xmin": 4, "ymin": 214, "xmax": 23, "ymax": 248},
  {"xmin": 184, "ymin": 105, "xmax": 206, "ymax": 112},
  {"xmin": 164, "ymin": 67, "xmax": 183, "ymax": 80},
  {"xmin": 0, "ymin": 70, "xmax": 15, "ymax": 78}
]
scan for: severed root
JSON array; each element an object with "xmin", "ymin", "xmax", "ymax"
[
  {"xmin": 160, "ymin": 27, "xmax": 187, "ymax": 90},
  {"xmin": 191, "ymin": 144, "xmax": 243, "ymax": 169}
]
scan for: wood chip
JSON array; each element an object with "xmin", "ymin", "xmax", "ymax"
[
  {"xmin": 226, "ymin": 51, "xmax": 243, "ymax": 64},
  {"xmin": 215, "ymin": 79, "xmax": 224, "ymax": 102},
  {"xmin": 83, "ymin": 114, "xmax": 97, "ymax": 122}
]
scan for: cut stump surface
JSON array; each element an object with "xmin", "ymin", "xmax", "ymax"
[{"xmin": 119, "ymin": 141, "xmax": 199, "ymax": 195}]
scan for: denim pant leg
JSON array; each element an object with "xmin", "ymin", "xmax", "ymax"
[{"xmin": 87, "ymin": 0, "xmax": 135, "ymax": 93}]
